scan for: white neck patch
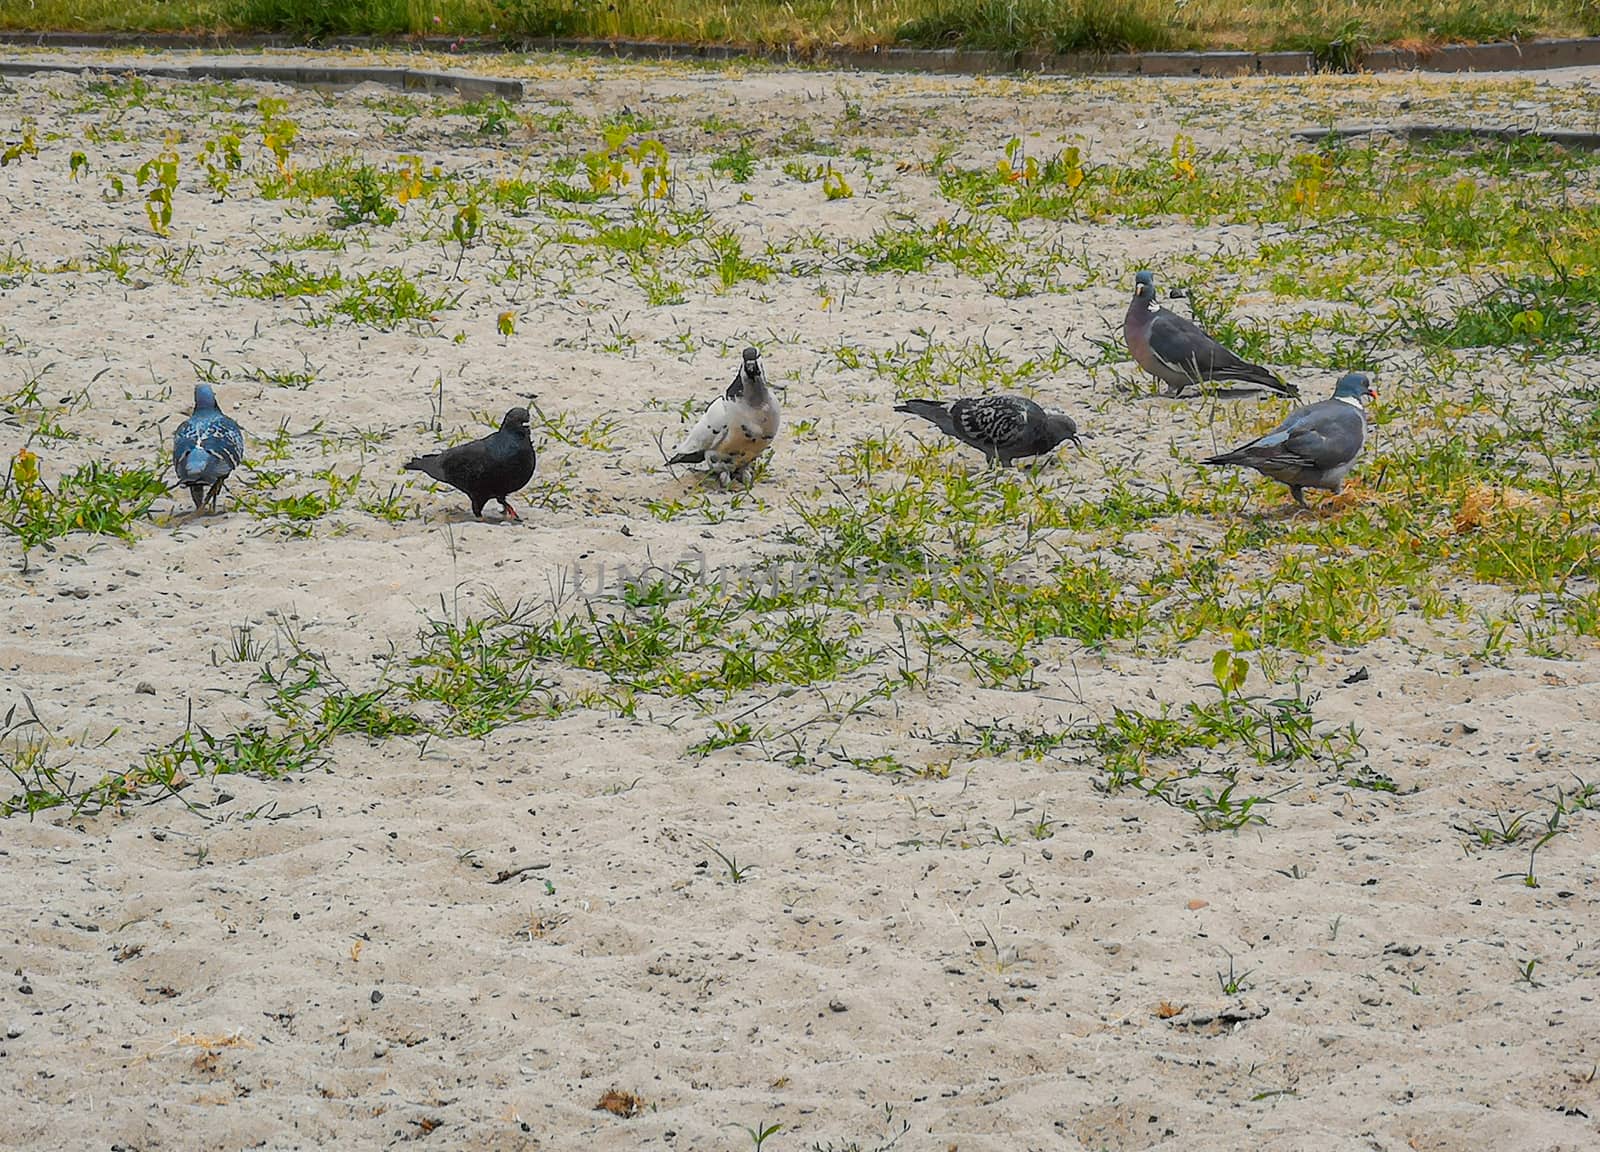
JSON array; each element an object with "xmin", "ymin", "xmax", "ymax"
[{"xmin": 1335, "ymin": 395, "xmax": 1364, "ymax": 410}]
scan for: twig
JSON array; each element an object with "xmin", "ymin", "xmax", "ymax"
[{"xmin": 489, "ymin": 862, "xmax": 551, "ymax": 884}]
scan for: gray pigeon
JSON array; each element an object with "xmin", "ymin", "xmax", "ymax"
[
  {"xmin": 404, "ymin": 407, "xmax": 536, "ymax": 520},
  {"xmin": 895, "ymin": 395, "xmax": 1080, "ymax": 467},
  {"xmin": 173, "ymin": 383, "xmax": 246, "ymax": 513},
  {"xmin": 666, "ymin": 347, "xmax": 781, "ymax": 488},
  {"xmin": 1124, "ymin": 271, "xmax": 1297, "ymax": 398},
  {"xmin": 1201, "ymin": 372, "xmax": 1377, "ymax": 509}
]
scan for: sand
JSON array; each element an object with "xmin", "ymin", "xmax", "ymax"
[{"xmin": 2, "ymin": 50, "xmax": 1599, "ymax": 1151}]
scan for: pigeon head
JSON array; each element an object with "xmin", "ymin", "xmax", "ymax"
[
  {"xmin": 1332, "ymin": 372, "xmax": 1377, "ymax": 404},
  {"xmin": 194, "ymin": 383, "xmax": 220, "ymax": 412},
  {"xmin": 1132, "ymin": 270, "xmax": 1156, "ymax": 301},
  {"xmin": 502, "ymin": 407, "xmax": 532, "ymax": 438},
  {"xmin": 1044, "ymin": 409, "xmax": 1082, "ymax": 452},
  {"xmin": 734, "ymin": 346, "xmax": 777, "ymax": 396}
]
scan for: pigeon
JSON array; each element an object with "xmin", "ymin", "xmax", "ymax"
[
  {"xmin": 1124, "ymin": 270, "xmax": 1297, "ymax": 398},
  {"xmin": 894, "ymin": 395, "xmax": 1081, "ymax": 468},
  {"xmin": 173, "ymin": 383, "xmax": 246, "ymax": 513},
  {"xmin": 1201, "ymin": 372, "xmax": 1377, "ymax": 509},
  {"xmin": 666, "ymin": 347, "xmax": 780, "ymax": 487},
  {"xmin": 404, "ymin": 407, "xmax": 536, "ymax": 521}
]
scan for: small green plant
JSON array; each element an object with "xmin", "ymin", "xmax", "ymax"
[
  {"xmin": 449, "ymin": 199, "xmax": 482, "ymax": 275},
  {"xmin": 258, "ymin": 95, "xmax": 298, "ymax": 181},
  {"xmin": 705, "ymin": 842, "xmax": 752, "ymax": 884},
  {"xmin": 1217, "ymin": 950, "xmax": 1254, "ymax": 996},
  {"xmin": 135, "ymin": 134, "xmax": 181, "ymax": 236},
  {"xmin": 196, "ymin": 132, "xmax": 242, "ymax": 197},
  {"xmin": 465, "ymin": 96, "xmax": 517, "ymax": 137},
  {"xmin": 331, "ymin": 164, "xmax": 400, "ymax": 227},
  {"xmin": 1, "ymin": 450, "xmax": 166, "ymax": 568},
  {"xmin": 711, "ymin": 141, "xmax": 758, "ymax": 183},
  {"xmin": 739, "ymin": 1121, "xmax": 782, "ymax": 1151},
  {"xmin": 1, "ymin": 123, "xmax": 37, "ymax": 166}
]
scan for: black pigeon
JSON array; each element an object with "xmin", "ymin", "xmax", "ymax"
[
  {"xmin": 895, "ymin": 395, "xmax": 1081, "ymax": 467},
  {"xmin": 404, "ymin": 407, "xmax": 535, "ymax": 520}
]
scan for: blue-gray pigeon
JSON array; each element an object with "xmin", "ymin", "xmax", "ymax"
[
  {"xmin": 173, "ymin": 383, "xmax": 246, "ymax": 513},
  {"xmin": 404, "ymin": 407, "xmax": 536, "ymax": 520},
  {"xmin": 1124, "ymin": 271, "xmax": 1297, "ymax": 398},
  {"xmin": 666, "ymin": 347, "xmax": 781, "ymax": 488},
  {"xmin": 1201, "ymin": 372, "xmax": 1377, "ymax": 509},
  {"xmin": 895, "ymin": 395, "xmax": 1080, "ymax": 467}
]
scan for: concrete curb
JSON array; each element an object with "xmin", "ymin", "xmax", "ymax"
[
  {"xmin": 1292, "ymin": 124, "xmax": 1600, "ymax": 149},
  {"xmin": 3, "ymin": 30, "xmax": 1600, "ymax": 80},
  {"xmin": 0, "ymin": 53, "xmax": 523, "ymax": 97}
]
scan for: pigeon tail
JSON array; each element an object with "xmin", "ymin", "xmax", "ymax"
[
  {"xmin": 402, "ymin": 453, "xmax": 446, "ymax": 481},
  {"xmin": 666, "ymin": 449, "xmax": 707, "ymax": 466},
  {"xmin": 1225, "ymin": 362, "xmax": 1298, "ymax": 398},
  {"xmin": 894, "ymin": 399, "xmax": 958, "ymax": 437},
  {"xmin": 179, "ymin": 446, "xmax": 213, "ymax": 481}
]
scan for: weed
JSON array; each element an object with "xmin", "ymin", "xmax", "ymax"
[
  {"xmin": 136, "ymin": 134, "xmax": 181, "ymax": 236},
  {"xmin": 1, "ymin": 451, "xmax": 167, "ymax": 567},
  {"xmin": 705, "ymin": 842, "xmax": 753, "ymax": 883},
  {"xmin": 1216, "ymin": 950, "xmax": 1254, "ymax": 996},
  {"xmin": 712, "ymin": 141, "xmax": 758, "ymax": 183}
]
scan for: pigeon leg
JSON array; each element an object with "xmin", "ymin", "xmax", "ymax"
[
  {"xmin": 1289, "ymin": 485, "xmax": 1310, "ymax": 511},
  {"xmin": 499, "ymin": 498, "xmax": 520, "ymax": 521},
  {"xmin": 714, "ymin": 470, "xmax": 729, "ymax": 490},
  {"xmin": 205, "ymin": 479, "xmax": 227, "ymax": 513}
]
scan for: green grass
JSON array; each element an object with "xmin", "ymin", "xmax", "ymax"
[
  {"xmin": 4, "ymin": 0, "xmax": 1596, "ymax": 53},
  {"xmin": 1, "ymin": 452, "xmax": 167, "ymax": 563}
]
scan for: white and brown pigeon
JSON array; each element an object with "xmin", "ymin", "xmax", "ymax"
[
  {"xmin": 1124, "ymin": 270, "xmax": 1297, "ymax": 398},
  {"xmin": 1201, "ymin": 372, "xmax": 1376, "ymax": 509},
  {"xmin": 895, "ymin": 395, "xmax": 1080, "ymax": 468},
  {"xmin": 666, "ymin": 347, "xmax": 780, "ymax": 487}
]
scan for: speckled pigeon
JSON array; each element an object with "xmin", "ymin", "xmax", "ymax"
[
  {"xmin": 404, "ymin": 407, "xmax": 536, "ymax": 521},
  {"xmin": 895, "ymin": 395, "xmax": 1081, "ymax": 468},
  {"xmin": 173, "ymin": 383, "xmax": 246, "ymax": 513},
  {"xmin": 1124, "ymin": 271, "xmax": 1297, "ymax": 398},
  {"xmin": 666, "ymin": 347, "xmax": 781, "ymax": 488},
  {"xmin": 1201, "ymin": 372, "xmax": 1377, "ymax": 509}
]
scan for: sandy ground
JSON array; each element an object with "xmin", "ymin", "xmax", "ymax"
[{"xmin": 2, "ymin": 51, "xmax": 1600, "ymax": 1151}]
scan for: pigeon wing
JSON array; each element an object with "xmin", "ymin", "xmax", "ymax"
[
  {"xmin": 1270, "ymin": 403, "xmax": 1365, "ymax": 470},
  {"xmin": 954, "ymin": 397, "xmax": 1029, "ymax": 450},
  {"xmin": 669, "ymin": 396, "xmax": 731, "ymax": 465},
  {"xmin": 1213, "ymin": 401, "xmax": 1363, "ymax": 472},
  {"xmin": 174, "ymin": 414, "xmax": 244, "ymax": 482},
  {"xmin": 1148, "ymin": 309, "xmax": 1292, "ymax": 395}
]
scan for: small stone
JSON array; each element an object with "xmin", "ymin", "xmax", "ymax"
[
  {"xmin": 827, "ymin": 998, "xmax": 847, "ymax": 1013},
  {"xmin": 135, "ymin": 682, "xmax": 156, "ymax": 696},
  {"xmin": 370, "ymin": 989, "xmax": 383, "ymax": 1004},
  {"xmin": 1187, "ymin": 899, "xmax": 1209, "ymax": 911}
]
